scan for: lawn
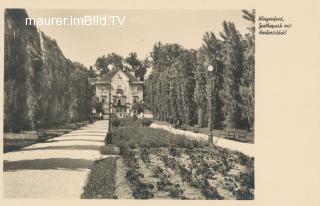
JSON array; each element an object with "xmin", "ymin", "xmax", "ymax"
[
  {"xmin": 152, "ymin": 119, "xmax": 254, "ymax": 144},
  {"xmin": 3, "ymin": 121, "xmax": 94, "ymax": 153},
  {"xmin": 83, "ymin": 118, "xmax": 254, "ymax": 200},
  {"xmin": 81, "ymin": 157, "xmax": 118, "ymax": 199}
]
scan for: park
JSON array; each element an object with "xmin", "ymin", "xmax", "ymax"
[{"xmin": 3, "ymin": 9, "xmax": 255, "ymax": 199}]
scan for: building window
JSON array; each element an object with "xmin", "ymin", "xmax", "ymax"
[
  {"xmin": 101, "ymin": 95, "xmax": 106, "ymax": 103},
  {"xmin": 121, "ymin": 96, "xmax": 126, "ymax": 104},
  {"xmin": 133, "ymin": 96, "xmax": 138, "ymax": 103}
]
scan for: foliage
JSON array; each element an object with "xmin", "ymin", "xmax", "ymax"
[
  {"xmin": 81, "ymin": 157, "xmax": 118, "ymax": 199},
  {"xmin": 131, "ymin": 114, "xmax": 138, "ymax": 121},
  {"xmin": 132, "ymin": 102, "xmax": 143, "ymax": 114},
  {"xmin": 144, "ymin": 11, "xmax": 255, "ymax": 131},
  {"xmin": 112, "ymin": 127, "xmax": 207, "ymax": 149},
  {"xmin": 141, "ymin": 119, "xmax": 153, "ymax": 126},
  {"xmin": 100, "ymin": 145, "xmax": 120, "ymax": 155},
  {"xmin": 94, "ymin": 53, "xmax": 124, "ymax": 75},
  {"xmin": 111, "ymin": 119, "xmax": 121, "ymax": 127},
  {"xmin": 116, "ymin": 126, "xmax": 254, "ymax": 199},
  {"xmin": 94, "ymin": 51, "xmax": 149, "ymax": 80},
  {"xmin": 92, "ymin": 96, "xmax": 103, "ymax": 113},
  {"xmin": 4, "ymin": 9, "xmax": 93, "ymax": 132},
  {"xmin": 125, "ymin": 52, "xmax": 149, "ymax": 81}
]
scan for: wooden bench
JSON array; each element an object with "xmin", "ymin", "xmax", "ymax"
[
  {"xmin": 36, "ymin": 130, "xmax": 54, "ymax": 142},
  {"xmin": 223, "ymin": 129, "xmax": 249, "ymax": 142}
]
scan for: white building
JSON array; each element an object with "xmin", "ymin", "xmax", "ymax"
[{"xmin": 89, "ymin": 69, "xmax": 144, "ymax": 118}]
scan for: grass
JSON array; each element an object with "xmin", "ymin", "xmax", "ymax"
[
  {"xmin": 152, "ymin": 119, "xmax": 254, "ymax": 144},
  {"xmin": 3, "ymin": 132, "xmax": 38, "ymax": 153},
  {"xmin": 4, "ymin": 138, "xmax": 37, "ymax": 153},
  {"xmin": 100, "ymin": 145, "xmax": 120, "ymax": 155},
  {"xmin": 3, "ymin": 121, "xmax": 93, "ymax": 153},
  {"xmin": 111, "ymin": 126, "xmax": 208, "ymax": 149},
  {"xmin": 81, "ymin": 157, "xmax": 118, "ymax": 199},
  {"xmin": 112, "ymin": 118, "xmax": 153, "ymax": 128}
]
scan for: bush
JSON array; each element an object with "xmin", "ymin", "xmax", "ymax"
[
  {"xmin": 132, "ymin": 114, "xmax": 138, "ymax": 121},
  {"xmin": 119, "ymin": 118, "xmax": 141, "ymax": 127},
  {"xmin": 81, "ymin": 157, "xmax": 118, "ymax": 199},
  {"xmin": 111, "ymin": 119, "xmax": 120, "ymax": 127},
  {"xmin": 141, "ymin": 119, "xmax": 153, "ymax": 126},
  {"xmin": 100, "ymin": 145, "xmax": 120, "ymax": 155},
  {"xmin": 110, "ymin": 113, "xmax": 118, "ymax": 119}
]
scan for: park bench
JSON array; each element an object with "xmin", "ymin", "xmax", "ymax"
[
  {"xmin": 180, "ymin": 124, "xmax": 188, "ymax": 131},
  {"xmin": 36, "ymin": 130, "xmax": 54, "ymax": 142},
  {"xmin": 223, "ymin": 129, "xmax": 249, "ymax": 142},
  {"xmin": 193, "ymin": 126, "xmax": 200, "ymax": 133}
]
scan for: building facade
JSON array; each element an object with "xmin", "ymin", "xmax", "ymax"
[{"xmin": 89, "ymin": 69, "xmax": 144, "ymax": 118}]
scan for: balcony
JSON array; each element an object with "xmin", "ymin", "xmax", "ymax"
[{"xmin": 116, "ymin": 88, "xmax": 124, "ymax": 95}]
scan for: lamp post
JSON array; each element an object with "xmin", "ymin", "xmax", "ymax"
[
  {"xmin": 105, "ymin": 64, "xmax": 113, "ymax": 144},
  {"xmin": 207, "ymin": 65, "xmax": 215, "ymax": 147},
  {"xmin": 141, "ymin": 100, "xmax": 144, "ymax": 119}
]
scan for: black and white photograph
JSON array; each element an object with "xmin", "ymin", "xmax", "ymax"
[{"xmin": 3, "ymin": 8, "xmax": 255, "ymax": 199}]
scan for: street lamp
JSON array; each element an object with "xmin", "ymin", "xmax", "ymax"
[
  {"xmin": 105, "ymin": 64, "xmax": 114, "ymax": 144},
  {"xmin": 207, "ymin": 65, "xmax": 215, "ymax": 147},
  {"xmin": 141, "ymin": 100, "xmax": 144, "ymax": 119}
]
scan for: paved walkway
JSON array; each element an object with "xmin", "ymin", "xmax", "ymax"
[
  {"xmin": 150, "ymin": 123, "xmax": 254, "ymax": 157},
  {"xmin": 3, "ymin": 120, "xmax": 108, "ymax": 199}
]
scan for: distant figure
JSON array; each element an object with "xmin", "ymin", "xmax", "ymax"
[
  {"xmin": 99, "ymin": 112, "xmax": 102, "ymax": 119},
  {"xmin": 175, "ymin": 119, "xmax": 181, "ymax": 129}
]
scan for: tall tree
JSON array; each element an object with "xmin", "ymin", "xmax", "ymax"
[
  {"xmin": 202, "ymin": 32, "xmax": 225, "ymax": 129},
  {"xmin": 125, "ymin": 52, "xmax": 148, "ymax": 80},
  {"xmin": 220, "ymin": 21, "xmax": 244, "ymax": 129},
  {"xmin": 94, "ymin": 53, "xmax": 124, "ymax": 75},
  {"xmin": 240, "ymin": 9, "xmax": 255, "ymax": 131}
]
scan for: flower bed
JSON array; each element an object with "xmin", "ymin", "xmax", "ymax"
[{"xmin": 111, "ymin": 122, "xmax": 254, "ymax": 200}]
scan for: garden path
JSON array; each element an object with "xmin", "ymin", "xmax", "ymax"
[
  {"xmin": 150, "ymin": 123, "xmax": 254, "ymax": 157},
  {"xmin": 3, "ymin": 120, "xmax": 108, "ymax": 198}
]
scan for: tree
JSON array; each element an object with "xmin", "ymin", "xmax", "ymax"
[
  {"xmin": 220, "ymin": 21, "xmax": 244, "ymax": 129},
  {"xmin": 4, "ymin": 9, "xmax": 94, "ymax": 131},
  {"xmin": 194, "ymin": 48, "xmax": 208, "ymax": 127},
  {"xmin": 202, "ymin": 32, "xmax": 225, "ymax": 129},
  {"xmin": 125, "ymin": 52, "xmax": 148, "ymax": 81},
  {"xmin": 240, "ymin": 9, "xmax": 255, "ymax": 131},
  {"xmin": 94, "ymin": 53, "xmax": 124, "ymax": 75}
]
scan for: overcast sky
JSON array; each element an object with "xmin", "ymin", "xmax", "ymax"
[{"xmin": 27, "ymin": 9, "xmax": 251, "ymax": 68}]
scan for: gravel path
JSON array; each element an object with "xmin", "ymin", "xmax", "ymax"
[
  {"xmin": 4, "ymin": 120, "xmax": 108, "ymax": 199},
  {"xmin": 150, "ymin": 123, "xmax": 254, "ymax": 157}
]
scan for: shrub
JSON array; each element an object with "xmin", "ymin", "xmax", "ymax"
[
  {"xmin": 110, "ymin": 113, "xmax": 118, "ymax": 119},
  {"xmin": 111, "ymin": 119, "xmax": 120, "ymax": 127},
  {"xmin": 100, "ymin": 145, "xmax": 120, "ymax": 155},
  {"xmin": 141, "ymin": 119, "xmax": 153, "ymax": 126},
  {"xmin": 81, "ymin": 157, "xmax": 118, "ymax": 199},
  {"xmin": 132, "ymin": 114, "xmax": 138, "ymax": 121}
]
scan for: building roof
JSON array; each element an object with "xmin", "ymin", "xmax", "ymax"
[
  {"xmin": 88, "ymin": 69, "xmax": 144, "ymax": 85},
  {"xmin": 100, "ymin": 69, "xmax": 142, "ymax": 83}
]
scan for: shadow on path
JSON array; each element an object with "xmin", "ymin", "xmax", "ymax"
[
  {"xmin": 52, "ymin": 139, "xmax": 105, "ymax": 143},
  {"xmin": 4, "ymin": 158, "xmax": 93, "ymax": 171},
  {"xmin": 62, "ymin": 134, "xmax": 107, "ymax": 137},
  {"xmin": 21, "ymin": 145, "xmax": 101, "ymax": 152}
]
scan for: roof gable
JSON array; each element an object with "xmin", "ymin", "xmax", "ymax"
[{"xmin": 100, "ymin": 68, "xmax": 140, "ymax": 82}]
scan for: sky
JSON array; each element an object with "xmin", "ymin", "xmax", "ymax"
[{"xmin": 27, "ymin": 9, "xmax": 251, "ymax": 68}]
